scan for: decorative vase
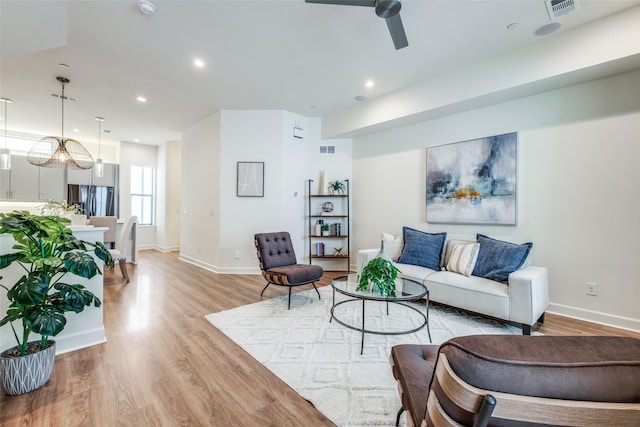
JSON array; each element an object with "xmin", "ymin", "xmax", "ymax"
[
  {"xmin": 374, "ymin": 241, "xmax": 395, "ymax": 296},
  {"xmin": 376, "ymin": 240, "xmax": 391, "ymax": 262},
  {"xmin": 0, "ymin": 340, "xmax": 56, "ymax": 395}
]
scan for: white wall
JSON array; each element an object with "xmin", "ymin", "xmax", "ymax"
[
  {"xmin": 352, "ymin": 69, "xmax": 640, "ymax": 332},
  {"xmin": 180, "ymin": 110, "xmax": 352, "ymax": 274}
]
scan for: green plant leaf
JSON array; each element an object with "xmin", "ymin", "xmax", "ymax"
[
  {"xmin": 0, "ymin": 252, "xmax": 22, "ymax": 269},
  {"xmin": 64, "ymin": 252, "xmax": 99, "ymax": 279},
  {"xmin": 93, "ymin": 241, "xmax": 114, "ymax": 268},
  {"xmin": 53, "ymin": 282, "xmax": 101, "ymax": 312},
  {"xmin": 26, "ymin": 304, "xmax": 66, "ymax": 337},
  {"xmin": 6, "ymin": 273, "xmax": 49, "ymax": 306}
]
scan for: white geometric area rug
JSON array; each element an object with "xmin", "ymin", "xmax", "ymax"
[{"xmin": 206, "ymin": 286, "xmax": 526, "ymax": 427}]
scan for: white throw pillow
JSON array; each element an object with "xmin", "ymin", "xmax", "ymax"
[
  {"xmin": 446, "ymin": 242, "xmax": 480, "ymax": 277},
  {"xmin": 381, "ymin": 231, "xmax": 404, "ymax": 261}
]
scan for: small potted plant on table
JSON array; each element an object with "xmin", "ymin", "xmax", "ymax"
[
  {"xmin": 0, "ymin": 211, "xmax": 114, "ymax": 395},
  {"xmin": 357, "ymin": 256, "xmax": 401, "ymax": 297}
]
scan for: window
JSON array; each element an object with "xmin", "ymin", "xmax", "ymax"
[{"xmin": 130, "ymin": 166, "xmax": 154, "ymax": 225}]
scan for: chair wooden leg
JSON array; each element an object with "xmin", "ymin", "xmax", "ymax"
[{"xmin": 118, "ymin": 258, "xmax": 130, "ymax": 283}]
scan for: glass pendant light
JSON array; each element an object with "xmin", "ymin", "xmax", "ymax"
[
  {"xmin": 0, "ymin": 98, "xmax": 12, "ymax": 170},
  {"xmin": 95, "ymin": 116, "xmax": 104, "ymax": 178},
  {"xmin": 27, "ymin": 77, "xmax": 94, "ymax": 169}
]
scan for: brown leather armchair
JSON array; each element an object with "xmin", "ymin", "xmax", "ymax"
[{"xmin": 390, "ymin": 335, "xmax": 640, "ymax": 427}]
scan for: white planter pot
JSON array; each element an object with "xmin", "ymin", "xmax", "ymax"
[{"xmin": 0, "ymin": 340, "xmax": 56, "ymax": 395}]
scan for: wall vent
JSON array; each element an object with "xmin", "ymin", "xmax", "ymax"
[
  {"xmin": 545, "ymin": 0, "xmax": 579, "ymax": 20},
  {"xmin": 320, "ymin": 145, "xmax": 336, "ymax": 154}
]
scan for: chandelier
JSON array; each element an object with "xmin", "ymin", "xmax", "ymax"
[{"xmin": 27, "ymin": 76, "xmax": 94, "ymax": 170}]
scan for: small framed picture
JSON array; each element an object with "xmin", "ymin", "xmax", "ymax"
[{"xmin": 237, "ymin": 162, "xmax": 264, "ymax": 197}]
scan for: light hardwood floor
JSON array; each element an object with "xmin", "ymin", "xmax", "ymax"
[{"xmin": 1, "ymin": 250, "xmax": 639, "ymax": 426}]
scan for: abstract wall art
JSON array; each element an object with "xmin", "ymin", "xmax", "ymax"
[
  {"xmin": 426, "ymin": 132, "xmax": 517, "ymax": 225},
  {"xmin": 237, "ymin": 161, "xmax": 264, "ymax": 197}
]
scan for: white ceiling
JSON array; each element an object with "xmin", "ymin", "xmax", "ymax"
[{"xmin": 1, "ymin": 0, "xmax": 639, "ymax": 147}]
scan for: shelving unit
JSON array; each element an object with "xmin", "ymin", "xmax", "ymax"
[{"xmin": 307, "ymin": 179, "xmax": 350, "ymax": 272}]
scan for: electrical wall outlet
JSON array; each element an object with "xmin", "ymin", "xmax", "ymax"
[
  {"xmin": 234, "ymin": 249, "xmax": 240, "ymax": 259},
  {"xmin": 586, "ymin": 282, "xmax": 598, "ymax": 296}
]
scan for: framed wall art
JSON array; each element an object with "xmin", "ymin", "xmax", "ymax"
[
  {"xmin": 237, "ymin": 161, "xmax": 264, "ymax": 197},
  {"xmin": 426, "ymin": 132, "xmax": 517, "ymax": 225}
]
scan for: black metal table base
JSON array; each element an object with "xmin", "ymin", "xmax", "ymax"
[{"xmin": 330, "ymin": 288, "xmax": 431, "ymax": 354}]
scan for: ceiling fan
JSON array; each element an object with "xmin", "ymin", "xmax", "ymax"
[{"xmin": 305, "ymin": 0, "xmax": 409, "ymax": 50}]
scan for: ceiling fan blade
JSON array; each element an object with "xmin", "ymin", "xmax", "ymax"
[
  {"xmin": 304, "ymin": 0, "xmax": 375, "ymax": 6},
  {"xmin": 385, "ymin": 13, "xmax": 408, "ymax": 50}
]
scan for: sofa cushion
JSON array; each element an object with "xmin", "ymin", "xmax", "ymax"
[
  {"xmin": 441, "ymin": 239, "xmax": 475, "ymax": 268},
  {"xmin": 397, "ymin": 263, "xmax": 439, "ymax": 283},
  {"xmin": 381, "ymin": 231, "xmax": 404, "ymax": 261},
  {"xmin": 446, "ymin": 242, "xmax": 480, "ymax": 277},
  {"xmin": 472, "ymin": 234, "xmax": 532, "ymax": 284},
  {"xmin": 397, "ymin": 227, "xmax": 446, "ymax": 271},
  {"xmin": 426, "ymin": 271, "xmax": 510, "ymax": 320},
  {"xmin": 439, "ymin": 335, "xmax": 640, "ymax": 403}
]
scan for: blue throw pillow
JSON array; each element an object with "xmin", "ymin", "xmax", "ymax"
[
  {"xmin": 397, "ymin": 227, "xmax": 446, "ymax": 271},
  {"xmin": 471, "ymin": 234, "xmax": 532, "ymax": 284}
]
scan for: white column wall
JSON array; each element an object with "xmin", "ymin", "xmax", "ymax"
[
  {"xmin": 180, "ymin": 113, "xmax": 221, "ymax": 270},
  {"xmin": 155, "ymin": 140, "xmax": 181, "ymax": 252}
]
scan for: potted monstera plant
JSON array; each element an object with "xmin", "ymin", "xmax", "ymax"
[{"xmin": 0, "ymin": 211, "xmax": 113, "ymax": 395}]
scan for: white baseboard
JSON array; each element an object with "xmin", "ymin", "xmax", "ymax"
[
  {"xmin": 178, "ymin": 254, "xmax": 260, "ymax": 275},
  {"xmin": 547, "ymin": 303, "xmax": 640, "ymax": 333},
  {"xmin": 155, "ymin": 245, "xmax": 180, "ymax": 253},
  {"xmin": 54, "ymin": 327, "xmax": 107, "ymax": 355}
]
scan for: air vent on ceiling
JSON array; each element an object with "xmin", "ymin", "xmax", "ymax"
[
  {"xmin": 545, "ymin": 0, "xmax": 579, "ymax": 20},
  {"xmin": 320, "ymin": 146, "xmax": 336, "ymax": 154}
]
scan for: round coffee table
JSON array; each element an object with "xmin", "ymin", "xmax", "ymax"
[{"xmin": 331, "ymin": 274, "xmax": 431, "ymax": 354}]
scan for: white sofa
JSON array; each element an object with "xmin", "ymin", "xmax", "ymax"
[{"xmin": 357, "ymin": 237, "xmax": 549, "ymax": 334}]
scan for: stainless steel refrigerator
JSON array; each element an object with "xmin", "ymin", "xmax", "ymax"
[{"xmin": 67, "ymin": 184, "xmax": 116, "ymax": 217}]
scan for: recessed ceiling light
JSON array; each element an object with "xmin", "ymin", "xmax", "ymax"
[
  {"xmin": 138, "ymin": 0, "xmax": 156, "ymax": 15},
  {"xmin": 534, "ymin": 22, "xmax": 561, "ymax": 37},
  {"xmin": 58, "ymin": 63, "xmax": 70, "ymax": 69},
  {"xmin": 194, "ymin": 58, "xmax": 205, "ymax": 68},
  {"xmin": 136, "ymin": 96, "xmax": 147, "ymax": 103},
  {"xmin": 354, "ymin": 95, "xmax": 368, "ymax": 102},
  {"xmin": 134, "ymin": 138, "xmax": 140, "ymax": 142},
  {"xmin": 73, "ymin": 128, "xmax": 80, "ymax": 133},
  {"xmin": 365, "ymin": 80, "xmax": 374, "ymax": 88},
  {"xmin": 507, "ymin": 23, "xmax": 520, "ymax": 31}
]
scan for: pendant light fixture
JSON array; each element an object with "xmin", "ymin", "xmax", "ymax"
[
  {"xmin": 0, "ymin": 98, "xmax": 12, "ymax": 170},
  {"xmin": 95, "ymin": 116, "xmax": 104, "ymax": 178},
  {"xmin": 27, "ymin": 76, "xmax": 94, "ymax": 169}
]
